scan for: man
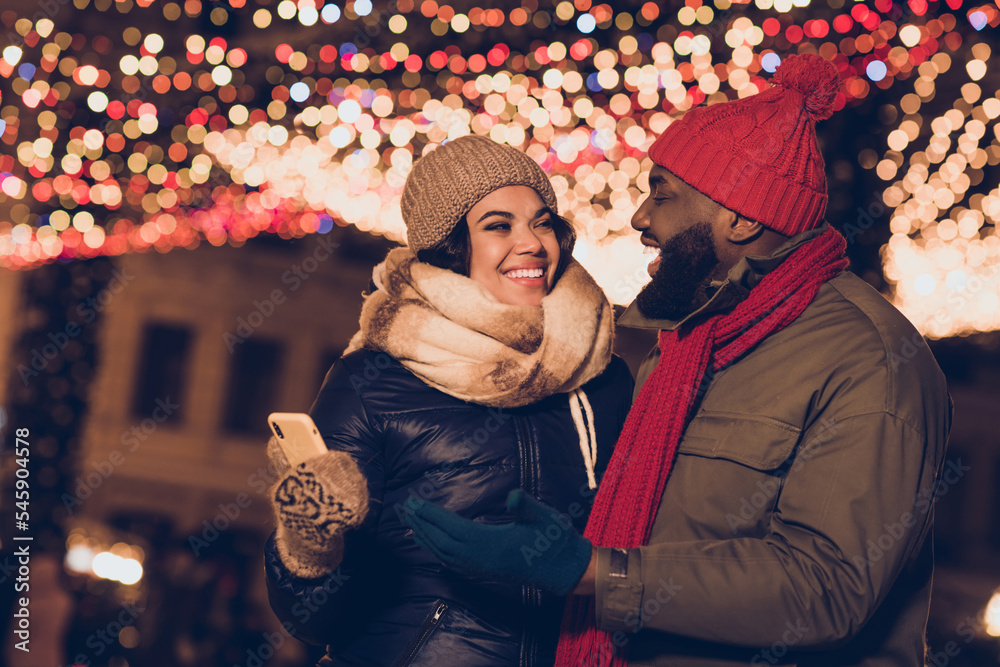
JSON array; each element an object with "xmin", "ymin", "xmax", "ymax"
[{"xmin": 405, "ymin": 53, "xmax": 952, "ymax": 665}]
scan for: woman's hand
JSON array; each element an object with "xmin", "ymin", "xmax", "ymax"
[{"xmin": 268, "ymin": 437, "xmax": 369, "ymax": 579}]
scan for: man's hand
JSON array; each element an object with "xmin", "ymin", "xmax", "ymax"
[
  {"xmin": 404, "ymin": 489, "xmax": 592, "ymax": 596},
  {"xmin": 572, "ymin": 551, "xmax": 598, "ymax": 596}
]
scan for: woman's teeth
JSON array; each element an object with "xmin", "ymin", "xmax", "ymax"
[{"xmin": 504, "ymin": 268, "xmax": 545, "ymax": 279}]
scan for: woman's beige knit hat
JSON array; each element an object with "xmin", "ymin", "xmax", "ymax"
[{"xmin": 401, "ymin": 135, "xmax": 558, "ymax": 251}]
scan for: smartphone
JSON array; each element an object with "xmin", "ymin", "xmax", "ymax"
[{"xmin": 267, "ymin": 412, "xmax": 328, "ymax": 467}]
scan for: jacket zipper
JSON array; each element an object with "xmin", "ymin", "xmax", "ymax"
[
  {"xmin": 394, "ymin": 602, "xmax": 447, "ymax": 667},
  {"xmin": 515, "ymin": 414, "xmax": 534, "ymax": 493},
  {"xmin": 515, "ymin": 414, "xmax": 539, "ymax": 667}
]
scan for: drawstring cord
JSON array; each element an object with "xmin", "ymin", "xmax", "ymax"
[{"xmin": 568, "ymin": 389, "xmax": 598, "ymax": 490}]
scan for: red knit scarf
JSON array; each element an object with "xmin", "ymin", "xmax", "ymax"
[{"xmin": 554, "ymin": 227, "xmax": 848, "ymax": 666}]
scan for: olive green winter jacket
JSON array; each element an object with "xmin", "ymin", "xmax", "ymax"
[{"xmin": 595, "ymin": 226, "xmax": 953, "ymax": 666}]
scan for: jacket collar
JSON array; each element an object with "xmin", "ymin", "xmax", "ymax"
[{"xmin": 618, "ymin": 223, "xmax": 830, "ymax": 332}]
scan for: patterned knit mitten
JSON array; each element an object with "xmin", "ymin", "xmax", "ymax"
[{"xmin": 268, "ymin": 437, "xmax": 369, "ymax": 579}]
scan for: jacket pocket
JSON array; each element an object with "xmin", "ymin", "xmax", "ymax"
[
  {"xmin": 662, "ymin": 412, "xmax": 802, "ymax": 539},
  {"xmin": 392, "ymin": 600, "xmax": 448, "ymax": 667},
  {"xmin": 678, "ymin": 411, "xmax": 800, "ymax": 470}
]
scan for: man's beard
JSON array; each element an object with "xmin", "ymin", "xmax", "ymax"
[{"xmin": 635, "ymin": 221, "xmax": 721, "ymax": 321}]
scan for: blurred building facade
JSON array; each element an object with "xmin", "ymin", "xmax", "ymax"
[{"xmin": 77, "ymin": 231, "xmax": 373, "ymax": 532}]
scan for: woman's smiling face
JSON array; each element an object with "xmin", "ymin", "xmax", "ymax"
[{"xmin": 466, "ymin": 185, "xmax": 560, "ymax": 307}]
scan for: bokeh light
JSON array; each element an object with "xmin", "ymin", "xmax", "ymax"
[{"xmin": 0, "ymin": 0, "xmax": 996, "ymax": 338}]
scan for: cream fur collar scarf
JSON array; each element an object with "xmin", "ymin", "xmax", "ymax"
[{"xmin": 345, "ymin": 248, "xmax": 614, "ymax": 408}]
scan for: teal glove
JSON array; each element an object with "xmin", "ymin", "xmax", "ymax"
[{"xmin": 403, "ymin": 489, "xmax": 592, "ymax": 595}]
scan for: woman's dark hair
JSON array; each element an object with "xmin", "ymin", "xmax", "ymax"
[{"xmin": 416, "ymin": 208, "xmax": 577, "ymax": 282}]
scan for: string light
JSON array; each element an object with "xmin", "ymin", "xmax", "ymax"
[
  {"xmin": 0, "ymin": 1, "xmax": 997, "ymax": 325},
  {"xmin": 880, "ymin": 40, "xmax": 1000, "ymax": 338}
]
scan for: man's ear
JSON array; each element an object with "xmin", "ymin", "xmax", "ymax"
[{"xmin": 724, "ymin": 214, "xmax": 766, "ymax": 245}]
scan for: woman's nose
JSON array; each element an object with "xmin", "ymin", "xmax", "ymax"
[{"xmin": 513, "ymin": 225, "xmax": 544, "ymax": 254}]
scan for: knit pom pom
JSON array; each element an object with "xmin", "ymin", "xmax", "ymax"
[{"xmin": 772, "ymin": 53, "xmax": 840, "ymax": 121}]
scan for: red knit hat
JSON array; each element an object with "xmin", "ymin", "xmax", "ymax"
[{"xmin": 648, "ymin": 53, "xmax": 841, "ymax": 236}]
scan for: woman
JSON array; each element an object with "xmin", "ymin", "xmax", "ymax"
[{"xmin": 264, "ymin": 135, "xmax": 633, "ymax": 666}]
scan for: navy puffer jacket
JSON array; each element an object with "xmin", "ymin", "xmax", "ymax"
[{"xmin": 265, "ymin": 348, "xmax": 633, "ymax": 666}]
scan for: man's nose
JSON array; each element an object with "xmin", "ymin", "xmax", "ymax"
[{"xmin": 631, "ymin": 197, "xmax": 651, "ymax": 231}]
